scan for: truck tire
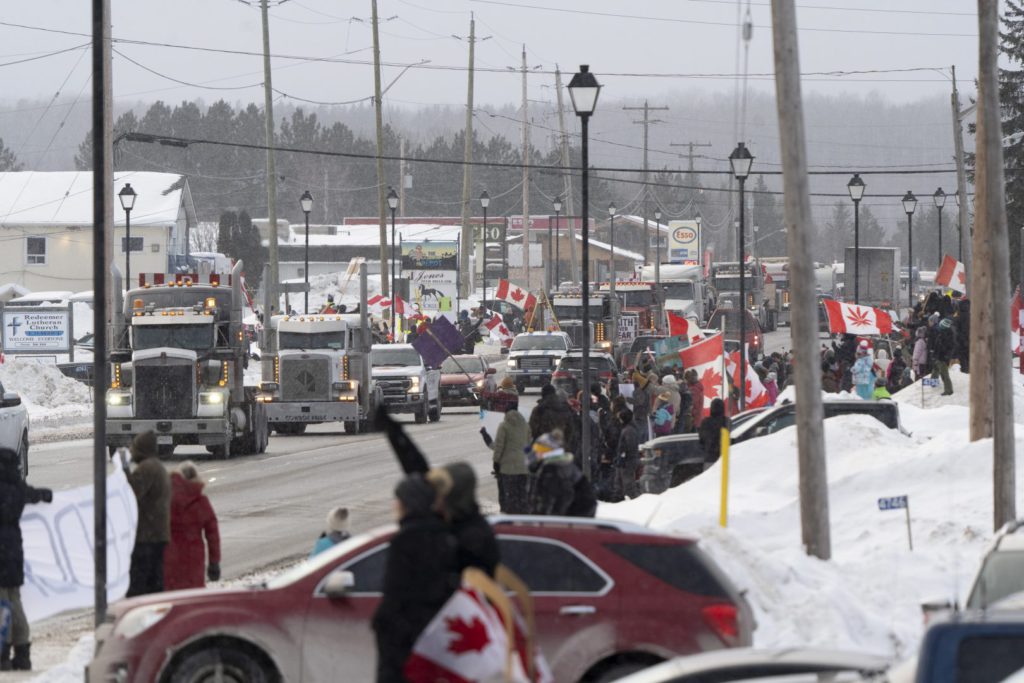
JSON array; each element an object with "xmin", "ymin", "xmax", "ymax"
[
  {"xmin": 158, "ymin": 444, "xmax": 175, "ymax": 457},
  {"xmin": 415, "ymin": 397, "xmax": 428, "ymax": 424},
  {"xmin": 428, "ymin": 397, "xmax": 442, "ymax": 422},
  {"xmin": 208, "ymin": 440, "xmax": 231, "ymax": 459},
  {"xmin": 344, "ymin": 420, "xmax": 358, "ymax": 434}
]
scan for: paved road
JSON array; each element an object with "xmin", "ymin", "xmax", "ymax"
[{"xmin": 28, "ymin": 392, "xmax": 540, "ymax": 580}]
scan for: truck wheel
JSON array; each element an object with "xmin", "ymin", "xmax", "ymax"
[
  {"xmin": 158, "ymin": 444, "xmax": 175, "ymax": 457},
  {"xmin": 17, "ymin": 432, "xmax": 28, "ymax": 480},
  {"xmin": 515, "ymin": 381, "xmax": 525, "ymax": 395},
  {"xmin": 415, "ymin": 398, "xmax": 428, "ymax": 424},
  {"xmin": 292, "ymin": 423, "xmax": 307, "ymax": 435},
  {"xmin": 344, "ymin": 420, "xmax": 358, "ymax": 434},
  {"xmin": 209, "ymin": 441, "xmax": 231, "ymax": 459},
  {"xmin": 428, "ymin": 398, "xmax": 442, "ymax": 422}
]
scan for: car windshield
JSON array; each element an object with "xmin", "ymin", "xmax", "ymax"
[
  {"xmin": 132, "ymin": 324, "xmax": 213, "ymax": 351},
  {"xmin": 279, "ymin": 331, "xmax": 345, "ymax": 350},
  {"xmin": 441, "ymin": 357, "xmax": 484, "ymax": 373},
  {"xmin": 621, "ymin": 290, "xmax": 655, "ymax": 307},
  {"xmin": 511, "ymin": 336, "xmax": 567, "ymax": 351},
  {"xmin": 558, "ymin": 357, "xmax": 612, "ymax": 371},
  {"xmin": 372, "ymin": 348, "xmax": 422, "ymax": 367},
  {"xmin": 662, "ymin": 282, "xmax": 695, "ymax": 300},
  {"xmin": 967, "ymin": 550, "xmax": 1024, "ymax": 609}
]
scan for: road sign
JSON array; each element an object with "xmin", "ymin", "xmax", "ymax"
[
  {"xmin": 922, "ymin": 377, "xmax": 940, "ymax": 388},
  {"xmin": 877, "ymin": 495, "xmax": 908, "ymax": 511}
]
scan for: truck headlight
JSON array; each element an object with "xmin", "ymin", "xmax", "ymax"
[
  {"xmin": 199, "ymin": 391, "xmax": 224, "ymax": 405},
  {"xmin": 106, "ymin": 392, "xmax": 130, "ymax": 406},
  {"xmin": 407, "ymin": 376, "xmax": 421, "ymax": 393},
  {"xmin": 114, "ymin": 603, "xmax": 172, "ymax": 640},
  {"xmin": 507, "ymin": 359, "xmax": 517, "ymax": 369}
]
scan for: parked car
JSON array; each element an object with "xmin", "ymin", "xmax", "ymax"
[
  {"xmin": 614, "ymin": 647, "xmax": 891, "ymax": 683},
  {"xmin": 730, "ymin": 399, "xmax": 907, "ymax": 446},
  {"xmin": 620, "ymin": 334, "xmax": 666, "ymax": 374},
  {"xmin": 551, "ymin": 351, "xmax": 618, "ymax": 397},
  {"xmin": 0, "ymin": 381, "xmax": 30, "ymax": 479},
  {"xmin": 911, "ymin": 606, "xmax": 1024, "ymax": 683},
  {"xmin": 707, "ymin": 308, "xmax": 764, "ymax": 361},
  {"xmin": 639, "ymin": 433, "xmax": 707, "ymax": 494},
  {"xmin": 87, "ymin": 516, "xmax": 754, "ymax": 683},
  {"xmin": 439, "ymin": 354, "xmax": 495, "ymax": 407}
]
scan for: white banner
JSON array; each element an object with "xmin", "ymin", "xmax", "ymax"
[
  {"xmin": 479, "ymin": 409, "xmax": 504, "ymax": 439},
  {"xmin": 22, "ymin": 467, "xmax": 138, "ymax": 624}
]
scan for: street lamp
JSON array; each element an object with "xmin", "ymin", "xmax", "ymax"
[
  {"xmin": 480, "ymin": 190, "xmax": 490, "ymax": 305},
  {"xmin": 847, "ymin": 173, "xmax": 865, "ymax": 305},
  {"xmin": 933, "ymin": 187, "xmax": 946, "ymax": 267},
  {"xmin": 118, "ymin": 183, "xmax": 137, "ymax": 290},
  {"xmin": 654, "ymin": 207, "xmax": 662, "ymax": 301},
  {"xmin": 387, "ymin": 187, "xmax": 399, "ymax": 340},
  {"xmin": 568, "ymin": 64, "xmax": 601, "ymax": 480},
  {"xmin": 729, "ymin": 142, "xmax": 753, "ymax": 411},
  {"xmin": 608, "ymin": 201, "xmax": 617, "ymax": 292},
  {"xmin": 902, "ymin": 190, "xmax": 918, "ymax": 315},
  {"xmin": 300, "ymin": 190, "xmax": 313, "ymax": 313},
  {"xmin": 553, "ymin": 195, "xmax": 563, "ymax": 289}
]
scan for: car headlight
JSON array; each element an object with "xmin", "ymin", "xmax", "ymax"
[
  {"xmin": 106, "ymin": 392, "xmax": 130, "ymax": 406},
  {"xmin": 113, "ymin": 603, "xmax": 172, "ymax": 640},
  {"xmin": 407, "ymin": 376, "xmax": 421, "ymax": 393},
  {"xmin": 474, "ymin": 379, "xmax": 485, "ymax": 389},
  {"xmin": 199, "ymin": 391, "xmax": 224, "ymax": 405},
  {"xmin": 507, "ymin": 359, "xmax": 517, "ymax": 369}
]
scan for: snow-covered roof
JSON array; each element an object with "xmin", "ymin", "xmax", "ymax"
[
  {"xmin": 0, "ymin": 171, "xmax": 195, "ymax": 227},
  {"xmin": 573, "ymin": 233, "xmax": 645, "ymax": 262},
  {"xmin": 619, "ymin": 214, "xmax": 670, "ymax": 234},
  {"xmin": 283, "ymin": 222, "xmax": 462, "ymax": 247}
]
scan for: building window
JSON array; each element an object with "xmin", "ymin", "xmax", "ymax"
[
  {"xmin": 26, "ymin": 236, "xmax": 46, "ymax": 265},
  {"xmin": 121, "ymin": 237, "xmax": 144, "ymax": 253}
]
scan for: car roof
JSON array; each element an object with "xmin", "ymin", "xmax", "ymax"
[
  {"xmin": 487, "ymin": 514, "xmax": 688, "ymax": 540},
  {"xmin": 997, "ymin": 533, "xmax": 1024, "ymax": 551},
  {"xmin": 562, "ymin": 351, "xmax": 614, "ymax": 359},
  {"xmin": 614, "ymin": 648, "xmax": 892, "ymax": 683}
]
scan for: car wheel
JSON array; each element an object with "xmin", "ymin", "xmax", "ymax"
[
  {"xmin": 17, "ymin": 432, "xmax": 28, "ymax": 480},
  {"xmin": 428, "ymin": 398, "xmax": 442, "ymax": 422},
  {"xmin": 415, "ymin": 398, "xmax": 428, "ymax": 424},
  {"xmin": 168, "ymin": 646, "xmax": 277, "ymax": 683},
  {"xmin": 587, "ymin": 662, "xmax": 654, "ymax": 683}
]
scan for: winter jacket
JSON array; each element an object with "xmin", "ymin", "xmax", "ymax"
[
  {"xmin": 652, "ymin": 401, "xmax": 675, "ymax": 437},
  {"xmin": 490, "ymin": 409, "xmax": 530, "ymax": 476},
  {"xmin": 852, "ymin": 355, "xmax": 875, "ymax": 387},
  {"xmin": 443, "ymin": 463, "xmax": 501, "ymax": 577},
  {"xmin": 687, "ymin": 380, "xmax": 706, "ymax": 427},
  {"xmin": 913, "ymin": 337, "xmax": 929, "ymax": 373},
  {"xmin": 617, "ymin": 420, "xmax": 641, "ymax": 468},
  {"xmin": 698, "ymin": 403, "xmax": 729, "ymax": 462},
  {"xmin": 529, "ymin": 394, "xmax": 576, "ymax": 444},
  {"xmin": 662, "ymin": 384, "xmax": 682, "ymax": 427},
  {"xmin": 528, "ymin": 451, "xmax": 587, "ymax": 516},
  {"xmin": 872, "ymin": 385, "xmax": 892, "ymax": 400},
  {"xmin": 128, "ymin": 453, "xmax": 171, "ymax": 544},
  {"xmin": 886, "ymin": 356, "xmax": 908, "ymax": 393},
  {"xmin": 932, "ymin": 319, "xmax": 957, "ymax": 363},
  {"xmin": 372, "ymin": 512, "xmax": 459, "ymax": 683},
  {"xmin": 630, "ymin": 382, "xmax": 651, "ymax": 421},
  {"xmin": 311, "ymin": 530, "xmax": 351, "ymax": 558},
  {"xmin": 0, "ymin": 458, "xmax": 50, "ymax": 588},
  {"xmin": 821, "ymin": 371, "xmax": 839, "ymax": 394},
  {"xmin": 163, "ymin": 474, "xmax": 220, "ymax": 590},
  {"xmin": 764, "ymin": 379, "xmax": 779, "ymax": 406}
]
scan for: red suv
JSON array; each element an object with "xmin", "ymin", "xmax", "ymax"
[{"xmin": 88, "ymin": 517, "xmax": 754, "ymax": 683}]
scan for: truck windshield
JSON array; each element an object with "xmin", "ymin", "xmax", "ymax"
[
  {"xmin": 552, "ymin": 305, "xmax": 603, "ymax": 320},
  {"xmin": 279, "ymin": 331, "xmax": 345, "ymax": 350},
  {"xmin": 621, "ymin": 290, "xmax": 655, "ymax": 307},
  {"xmin": 372, "ymin": 348, "xmax": 422, "ymax": 367},
  {"xmin": 133, "ymin": 324, "xmax": 213, "ymax": 351},
  {"xmin": 662, "ymin": 282, "xmax": 695, "ymax": 300},
  {"xmin": 714, "ymin": 275, "xmax": 758, "ymax": 292},
  {"xmin": 511, "ymin": 336, "xmax": 567, "ymax": 351}
]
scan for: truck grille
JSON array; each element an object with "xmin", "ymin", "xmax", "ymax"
[
  {"xmin": 280, "ymin": 356, "xmax": 332, "ymax": 401},
  {"xmin": 377, "ymin": 377, "xmax": 412, "ymax": 398},
  {"xmin": 135, "ymin": 363, "xmax": 193, "ymax": 419},
  {"xmin": 519, "ymin": 357, "xmax": 552, "ymax": 370},
  {"xmin": 561, "ymin": 324, "xmax": 587, "ymax": 348}
]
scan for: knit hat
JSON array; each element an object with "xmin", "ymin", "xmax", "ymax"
[
  {"xmin": 540, "ymin": 384, "xmax": 557, "ymax": 398},
  {"xmin": 916, "ymin": 326, "xmax": 928, "ymax": 338},
  {"xmin": 662, "ymin": 375, "xmax": 677, "ymax": 385},
  {"xmin": 395, "ymin": 474, "xmax": 437, "ymax": 516},
  {"xmin": 929, "ymin": 312, "xmax": 940, "ymax": 324},
  {"xmin": 875, "ymin": 376, "xmax": 888, "ymax": 387},
  {"xmin": 130, "ymin": 431, "xmax": 158, "ymax": 461},
  {"xmin": 326, "ymin": 506, "xmax": 349, "ymax": 533},
  {"xmin": 532, "ymin": 431, "xmax": 563, "ymax": 455},
  {"xmin": 767, "ymin": 372, "xmax": 777, "ymax": 382},
  {"xmin": 499, "ymin": 375, "xmax": 517, "ymax": 390},
  {"xmin": 893, "ymin": 347, "xmax": 903, "ymax": 356},
  {"xmin": 178, "ymin": 461, "xmax": 201, "ymax": 482}
]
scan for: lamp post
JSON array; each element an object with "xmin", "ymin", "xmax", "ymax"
[
  {"xmin": 654, "ymin": 207, "xmax": 662, "ymax": 298},
  {"xmin": 847, "ymin": 173, "xmax": 865, "ymax": 305},
  {"xmin": 608, "ymin": 201, "xmax": 617, "ymax": 291},
  {"xmin": 933, "ymin": 187, "xmax": 946, "ymax": 266},
  {"xmin": 118, "ymin": 183, "xmax": 137, "ymax": 290},
  {"xmin": 695, "ymin": 210, "xmax": 703, "ymax": 266},
  {"xmin": 300, "ymin": 190, "xmax": 313, "ymax": 313},
  {"xmin": 387, "ymin": 187, "xmax": 399, "ymax": 340},
  {"xmin": 729, "ymin": 142, "xmax": 753, "ymax": 411},
  {"xmin": 480, "ymin": 190, "xmax": 490, "ymax": 305},
  {"xmin": 902, "ymin": 190, "xmax": 918, "ymax": 315},
  {"xmin": 553, "ymin": 196, "xmax": 562, "ymax": 288},
  {"xmin": 568, "ymin": 64, "xmax": 601, "ymax": 480}
]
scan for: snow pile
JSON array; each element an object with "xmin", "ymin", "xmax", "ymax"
[
  {"xmin": 600, "ymin": 402, "xmax": 1015, "ymax": 659},
  {"xmin": 894, "ymin": 362, "xmax": 1024, "ymax": 424},
  {"xmin": 27, "ymin": 635, "xmax": 93, "ymax": 683},
  {"xmin": 0, "ymin": 361, "xmax": 92, "ymax": 420}
]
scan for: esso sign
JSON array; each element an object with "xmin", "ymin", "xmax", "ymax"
[{"xmin": 673, "ymin": 227, "xmax": 697, "ymax": 242}]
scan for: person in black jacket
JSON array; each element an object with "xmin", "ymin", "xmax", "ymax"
[
  {"xmin": 698, "ymin": 398, "xmax": 730, "ymax": 463},
  {"xmin": 955, "ymin": 298, "xmax": 970, "ymax": 374},
  {"xmin": 615, "ymin": 409, "xmax": 641, "ymax": 500},
  {"xmin": 930, "ymin": 317, "xmax": 957, "ymax": 396},
  {"xmin": 428, "ymin": 462, "xmax": 500, "ymax": 576},
  {"xmin": 0, "ymin": 448, "xmax": 53, "ymax": 671},
  {"xmin": 372, "ymin": 474, "xmax": 459, "ymax": 683}
]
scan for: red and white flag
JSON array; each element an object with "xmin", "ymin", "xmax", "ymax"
[
  {"xmin": 1013, "ymin": 287, "xmax": 1023, "ymax": 353},
  {"xmin": 822, "ymin": 298, "xmax": 893, "ymax": 336},
  {"xmin": 377, "ymin": 296, "xmax": 414, "ymax": 316},
  {"xmin": 667, "ymin": 311, "xmax": 705, "ymax": 344},
  {"xmin": 678, "ymin": 333, "xmax": 725, "ymax": 416},
  {"xmin": 935, "ymin": 254, "xmax": 967, "ymax": 294},
  {"xmin": 485, "ymin": 314, "xmax": 514, "ymax": 342},
  {"xmin": 494, "ymin": 279, "xmax": 537, "ymax": 313},
  {"xmin": 727, "ymin": 350, "xmax": 771, "ymax": 409},
  {"xmin": 405, "ymin": 585, "xmax": 551, "ymax": 683},
  {"xmin": 367, "ymin": 294, "xmax": 386, "ymax": 312}
]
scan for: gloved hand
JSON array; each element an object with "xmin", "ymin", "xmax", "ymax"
[
  {"xmin": 479, "ymin": 427, "xmax": 493, "ymax": 447},
  {"xmin": 39, "ymin": 488, "xmax": 53, "ymax": 503},
  {"xmin": 207, "ymin": 563, "xmax": 221, "ymax": 582}
]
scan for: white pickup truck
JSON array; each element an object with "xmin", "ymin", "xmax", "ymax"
[{"xmin": 371, "ymin": 344, "xmax": 442, "ymax": 424}]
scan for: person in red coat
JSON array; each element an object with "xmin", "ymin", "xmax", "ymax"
[{"xmin": 163, "ymin": 462, "xmax": 221, "ymax": 590}]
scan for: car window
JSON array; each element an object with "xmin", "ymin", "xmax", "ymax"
[
  {"xmin": 605, "ymin": 543, "xmax": 729, "ymax": 598},
  {"xmin": 966, "ymin": 550, "xmax": 1024, "ymax": 609},
  {"xmin": 498, "ymin": 537, "xmax": 608, "ymax": 593},
  {"xmin": 956, "ymin": 635, "xmax": 1024, "ymax": 683},
  {"xmin": 825, "ymin": 405, "xmax": 898, "ymax": 429},
  {"xmin": 337, "ymin": 544, "xmax": 389, "ymax": 593},
  {"xmin": 762, "ymin": 410, "xmax": 796, "ymax": 435}
]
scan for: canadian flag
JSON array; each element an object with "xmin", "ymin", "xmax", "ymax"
[
  {"xmin": 1013, "ymin": 287, "xmax": 1023, "ymax": 353},
  {"xmin": 378, "ymin": 296, "xmax": 414, "ymax": 316},
  {"xmin": 494, "ymin": 279, "xmax": 537, "ymax": 313},
  {"xmin": 935, "ymin": 254, "xmax": 967, "ymax": 294},
  {"xmin": 405, "ymin": 585, "xmax": 552, "ymax": 683},
  {"xmin": 667, "ymin": 311, "xmax": 705, "ymax": 344},
  {"xmin": 678, "ymin": 333, "xmax": 725, "ymax": 416},
  {"xmin": 367, "ymin": 294, "xmax": 386, "ymax": 312},
  {"xmin": 822, "ymin": 298, "xmax": 893, "ymax": 336},
  {"xmin": 726, "ymin": 350, "xmax": 771, "ymax": 409},
  {"xmin": 486, "ymin": 314, "xmax": 514, "ymax": 342}
]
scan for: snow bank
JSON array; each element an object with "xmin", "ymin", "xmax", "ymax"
[
  {"xmin": 28, "ymin": 634, "xmax": 93, "ymax": 683},
  {"xmin": 0, "ymin": 361, "xmax": 93, "ymax": 427},
  {"xmin": 600, "ymin": 398, "xmax": 1017, "ymax": 659}
]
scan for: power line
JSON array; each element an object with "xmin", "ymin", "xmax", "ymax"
[{"xmin": 686, "ymin": 0, "xmax": 976, "ymax": 17}]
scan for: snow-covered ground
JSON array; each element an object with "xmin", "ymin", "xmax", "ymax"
[
  {"xmin": 600, "ymin": 362, "xmax": 1017, "ymax": 662},
  {"xmin": 0, "ymin": 360, "xmax": 94, "ymax": 442}
]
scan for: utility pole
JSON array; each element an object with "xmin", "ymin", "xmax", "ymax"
[
  {"xmin": 770, "ymin": 0, "xmax": 831, "ymax": 560},
  {"xmin": 371, "ymin": 0, "xmax": 389, "ymax": 298},
  {"xmin": 975, "ymin": 0, "xmax": 1016, "ymax": 530},
  {"xmin": 951, "ymin": 65, "xmax": 974, "ymax": 271},
  {"xmin": 459, "ymin": 15, "xmax": 476, "ymax": 298},
  {"xmin": 624, "ymin": 101, "xmax": 668, "ymax": 265},
  {"xmin": 670, "ymin": 141, "xmax": 714, "ymax": 181},
  {"xmin": 260, "ymin": 0, "xmax": 280, "ymax": 376},
  {"xmin": 520, "ymin": 46, "xmax": 532, "ymax": 289},
  {"xmin": 555, "ymin": 66, "xmax": 580, "ymax": 284},
  {"xmin": 399, "ymin": 136, "xmax": 407, "ymax": 217}
]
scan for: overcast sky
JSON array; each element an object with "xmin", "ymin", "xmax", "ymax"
[{"xmin": 0, "ymin": 0, "xmax": 983, "ymax": 113}]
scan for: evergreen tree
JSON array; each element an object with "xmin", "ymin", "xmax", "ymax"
[
  {"xmin": 217, "ymin": 210, "xmax": 238, "ymax": 255},
  {"xmin": 234, "ymin": 210, "xmax": 265, "ymax": 289},
  {"xmin": 1000, "ymin": 0, "xmax": 1024, "ymax": 283},
  {"xmin": 0, "ymin": 138, "xmax": 22, "ymax": 172}
]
